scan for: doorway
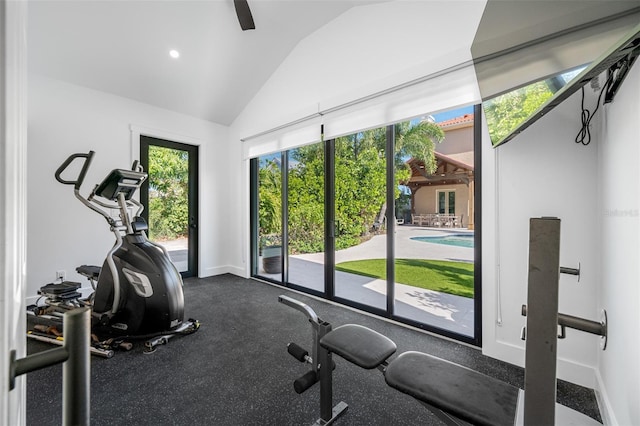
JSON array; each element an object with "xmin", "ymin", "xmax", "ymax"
[{"xmin": 140, "ymin": 136, "xmax": 199, "ymax": 278}]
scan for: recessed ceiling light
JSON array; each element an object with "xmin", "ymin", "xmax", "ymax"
[{"xmin": 169, "ymin": 49, "xmax": 180, "ymax": 59}]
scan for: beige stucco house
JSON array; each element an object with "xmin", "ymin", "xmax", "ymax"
[{"xmin": 405, "ymin": 113, "xmax": 475, "ymax": 229}]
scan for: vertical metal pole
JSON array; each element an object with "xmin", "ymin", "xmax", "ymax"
[
  {"xmin": 117, "ymin": 193, "xmax": 133, "ymax": 235},
  {"xmin": 282, "ymin": 151, "xmax": 289, "ymax": 284},
  {"xmin": 473, "ymin": 103, "xmax": 483, "ymax": 346},
  {"xmin": 317, "ymin": 322, "xmax": 333, "ymax": 422},
  {"xmin": 62, "ymin": 307, "xmax": 91, "ymax": 426},
  {"xmin": 249, "ymin": 158, "xmax": 259, "ymax": 276},
  {"xmin": 386, "ymin": 125, "xmax": 395, "ymax": 316},
  {"xmin": 325, "ymin": 134, "xmax": 336, "ymax": 299},
  {"xmin": 524, "ymin": 217, "xmax": 560, "ymax": 426}
]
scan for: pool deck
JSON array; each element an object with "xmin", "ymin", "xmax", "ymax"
[
  {"xmin": 312, "ymin": 225, "xmax": 473, "ymax": 264},
  {"xmin": 266, "ymin": 225, "xmax": 476, "ymax": 337}
]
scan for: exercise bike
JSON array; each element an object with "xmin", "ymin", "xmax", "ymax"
[{"xmin": 29, "ymin": 151, "xmax": 199, "ymax": 355}]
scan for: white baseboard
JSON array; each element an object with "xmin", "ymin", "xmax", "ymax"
[
  {"xmin": 483, "ymin": 338, "xmax": 526, "ymax": 368},
  {"xmin": 594, "ymin": 369, "xmax": 617, "ymax": 426},
  {"xmin": 484, "ymin": 339, "xmax": 597, "ymax": 388},
  {"xmin": 512, "ymin": 389, "xmax": 603, "ymax": 426},
  {"xmin": 556, "ymin": 357, "xmax": 597, "ymax": 388},
  {"xmin": 200, "ymin": 265, "xmax": 247, "ymax": 278}
]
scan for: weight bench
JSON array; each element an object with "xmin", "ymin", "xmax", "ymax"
[
  {"xmin": 280, "ymin": 296, "xmax": 520, "ymax": 426},
  {"xmin": 321, "ymin": 324, "xmax": 519, "ymax": 426}
]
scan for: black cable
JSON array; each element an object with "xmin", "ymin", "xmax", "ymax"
[{"xmin": 575, "ymin": 73, "xmax": 614, "ymax": 146}]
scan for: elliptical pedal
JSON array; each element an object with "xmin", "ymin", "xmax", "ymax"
[{"xmin": 143, "ymin": 319, "xmax": 201, "ymax": 354}]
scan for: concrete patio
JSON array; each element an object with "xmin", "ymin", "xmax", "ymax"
[{"xmin": 262, "ymin": 225, "xmax": 476, "ymax": 337}]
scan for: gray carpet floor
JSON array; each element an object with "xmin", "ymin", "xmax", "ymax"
[{"xmin": 26, "ymin": 274, "xmax": 601, "ymax": 425}]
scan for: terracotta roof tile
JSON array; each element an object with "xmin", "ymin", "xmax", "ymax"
[{"xmin": 438, "ymin": 113, "xmax": 474, "ymax": 128}]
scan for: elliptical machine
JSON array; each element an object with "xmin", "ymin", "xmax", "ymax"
[{"xmin": 31, "ymin": 151, "xmax": 199, "ymax": 354}]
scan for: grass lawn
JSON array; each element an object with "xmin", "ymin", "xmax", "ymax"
[{"xmin": 335, "ymin": 258, "xmax": 474, "ymax": 298}]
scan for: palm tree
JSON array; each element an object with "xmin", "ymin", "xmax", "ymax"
[
  {"xmin": 367, "ymin": 118, "xmax": 445, "ymax": 225},
  {"xmin": 394, "ymin": 118, "xmax": 444, "ymax": 175},
  {"xmin": 351, "ymin": 118, "xmax": 444, "ymax": 173}
]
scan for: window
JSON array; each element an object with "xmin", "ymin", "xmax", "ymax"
[{"xmin": 437, "ymin": 190, "xmax": 456, "ymax": 214}]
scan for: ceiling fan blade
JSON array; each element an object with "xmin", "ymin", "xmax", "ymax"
[{"xmin": 234, "ymin": 0, "xmax": 255, "ymax": 31}]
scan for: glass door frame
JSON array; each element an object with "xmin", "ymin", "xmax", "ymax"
[{"xmin": 140, "ymin": 135, "xmax": 199, "ymax": 278}]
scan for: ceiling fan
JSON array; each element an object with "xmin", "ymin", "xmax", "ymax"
[{"xmin": 234, "ymin": 0, "xmax": 255, "ymax": 31}]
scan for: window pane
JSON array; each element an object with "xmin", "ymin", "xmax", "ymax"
[
  {"xmin": 147, "ymin": 145, "xmax": 189, "ymax": 273},
  {"xmin": 287, "ymin": 143, "xmax": 324, "ymax": 292},
  {"xmin": 449, "ymin": 191, "xmax": 455, "ymax": 214},
  {"xmin": 396, "ymin": 108, "xmax": 475, "ymax": 337},
  {"xmin": 483, "ymin": 66, "xmax": 586, "ymax": 146},
  {"xmin": 257, "ymin": 154, "xmax": 282, "ymax": 281},
  {"xmin": 334, "ymin": 128, "xmax": 387, "ymax": 311}
]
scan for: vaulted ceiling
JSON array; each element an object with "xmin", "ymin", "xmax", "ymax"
[
  {"xmin": 28, "ymin": 0, "xmax": 387, "ymax": 126},
  {"xmin": 28, "ymin": 1, "xmax": 640, "ymax": 129}
]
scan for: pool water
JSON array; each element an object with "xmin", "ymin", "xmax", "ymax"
[{"xmin": 411, "ymin": 234, "xmax": 474, "ymax": 248}]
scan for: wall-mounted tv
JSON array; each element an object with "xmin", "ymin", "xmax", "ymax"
[{"xmin": 484, "ymin": 22, "xmax": 640, "ymax": 147}]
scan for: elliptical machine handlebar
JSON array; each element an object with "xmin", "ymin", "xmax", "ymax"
[
  {"xmin": 131, "ymin": 159, "xmax": 143, "ymax": 173},
  {"xmin": 55, "ymin": 151, "xmax": 95, "ymax": 190},
  {"xmin": 56, "ymin": 151, "xmax": 142, "ymax": 231},
  {"xmin": 55, "ymin": 151, "xmax": 117, "ymax": 226}
]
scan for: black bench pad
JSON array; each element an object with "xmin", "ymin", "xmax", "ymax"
[
  {"xmin": 320, "ymin": 324, "xmax": 397, "ymax": 369},
  {"xmin": 385, "ymin": 351, "xmax": 519, "ymax": 426}
]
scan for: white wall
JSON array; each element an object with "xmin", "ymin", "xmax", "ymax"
[
  {"xmin": 27, "ymin": 74, "xmax": 230, "ymax": 299},
  {"xmin": 482, "ymin": 87, "xmax": 602, "ymax": 387},
  {"xmin": 596, "ymin": 63, "xmax": 640, "ymax": 426}
]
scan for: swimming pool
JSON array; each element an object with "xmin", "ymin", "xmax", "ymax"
[{"xmin": 410, "ymin": 234, "xmax": 474, "ymax": 248}]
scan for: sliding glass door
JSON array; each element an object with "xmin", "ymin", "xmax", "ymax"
[{"xmin": 251, "ymin": 105, "xmax": 481, "ymax": 345}]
